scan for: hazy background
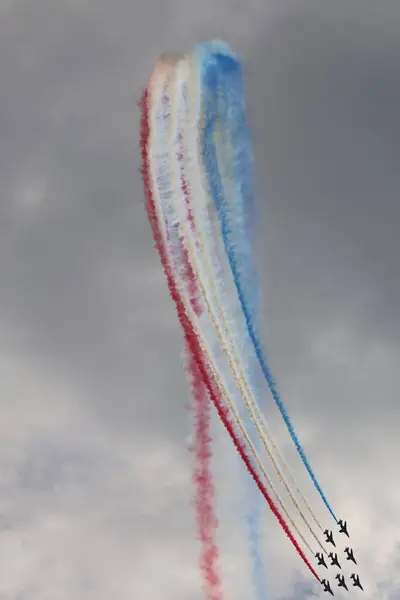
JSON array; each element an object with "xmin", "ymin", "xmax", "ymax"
[{"xmin": 1, "ymin": 1, "xmax": 399, "ymax": 598}]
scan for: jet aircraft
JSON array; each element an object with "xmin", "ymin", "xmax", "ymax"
[
  {"xmin": 328, "ymin": 552, "xmax": 341, "ymax": 569},
  {"xmin": 322, "ymin": 579, "xmax": 334, "ymax": 596},
  {"xmin": 338, "ymin": 519, "xmax": 349, "ymax": 537},
  {"xmin": 350, "ymin": 574, "xmax": 364, "ymax": 591},
  {"xmin": 316, "ymin": 552, "xmax": 328, "ymax": 569},
  {"xmin": 335, "ymin": 574, "xmax": 349, "ymax": 591},
  {"xmin": 344, "ymin": 547, "xmax": 357, "ymax": 565},
  {"xmin": 324, "ymin": 530, "xmax": 336, "ymax": 547}
]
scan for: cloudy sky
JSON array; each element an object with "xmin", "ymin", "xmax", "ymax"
[{"xmin": 1, "ymin": 1, "xmax": 400, "ymax": 599}]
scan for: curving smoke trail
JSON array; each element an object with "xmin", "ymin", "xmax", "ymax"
[
  {"xmin": 196, "ymin": 42, "xmax": 337, "ymax": 523},
  {"xmin": 172, "ymin": 57, "xmax": 324, "ymax": 561},
  {"xmin": 186, "ymin": 346, "xmax": 224, "ymax": 600},
  {"xmin": 138, "ymin": 43, "xmax": 347, "ymax": 596},
  {"xmin": 139, "ymin": 77, "xmax": 321, "ymax": 582},
  {"xmin": 190, "ymin": 41, "xmax": 268, "ymax": 599},
  {"xmin": 143, "ymin": 57, "xmax": 224, "ymax": 600},
  {"xmin": 179, "ymin": 53, "xmax": 327, "ymax": 557}
]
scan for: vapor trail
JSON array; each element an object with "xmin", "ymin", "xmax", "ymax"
[
  {"xmin": 140, "ymin": 79, "xmax": 321, "ymax": 581},
  {"xmin": 196, "ymin": 42, "xmax": 337, "ymax": 522}
]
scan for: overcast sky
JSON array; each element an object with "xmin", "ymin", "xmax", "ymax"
[{"xmin": 1, "ymin": 1, "xmax": 400, "ymax": 599}]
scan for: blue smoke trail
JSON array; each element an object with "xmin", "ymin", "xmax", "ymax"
[
  {"xmin": 195, "ymin": 41, "xmax": 268, "ymax": 600},
  {"xmin": 196, "ymin": 41, "xmax": 337, "ymax": 523}
]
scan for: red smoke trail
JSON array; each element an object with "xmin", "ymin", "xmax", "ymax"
[
  {"xmin": 176, "ymin": 89, "xmax": 222, "ymax": 598},
  {"xmin": 178, "ymin": 122, "xmax": 222, "ymax": 597},
  {"xmin": 140, "ymin": 86, "xmax": 222, "ymax": 600},
  {"xmin": 186, "ymin": 347, "xmax": 223, "ymax": 600},
  {"xmin": 139, "ymin": 88, "xmax": 320, "ymax": 583},
  {"xmin": 178, "ymin": 99, "xmax": 222, "ymax": 599}
]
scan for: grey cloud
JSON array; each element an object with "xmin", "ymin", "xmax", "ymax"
[
  {"xmin": 247, "ymin": 1, "xmax": 400, "ymax": 340},
  {"xmin": 1, "ymin": 0, "xmax": 400, "ymax": 598},
  {"xmin": 237, "ymin": 3, "xmax": 400, "ymax": 438}
]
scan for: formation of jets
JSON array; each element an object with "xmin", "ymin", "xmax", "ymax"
[
  {"xmin": 321, "ymin": 572, "xmax": 364, "ymax": 596},
  {"xmin": 319, "ymin": 520, "xmax": 364, "ymax": 596}
]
